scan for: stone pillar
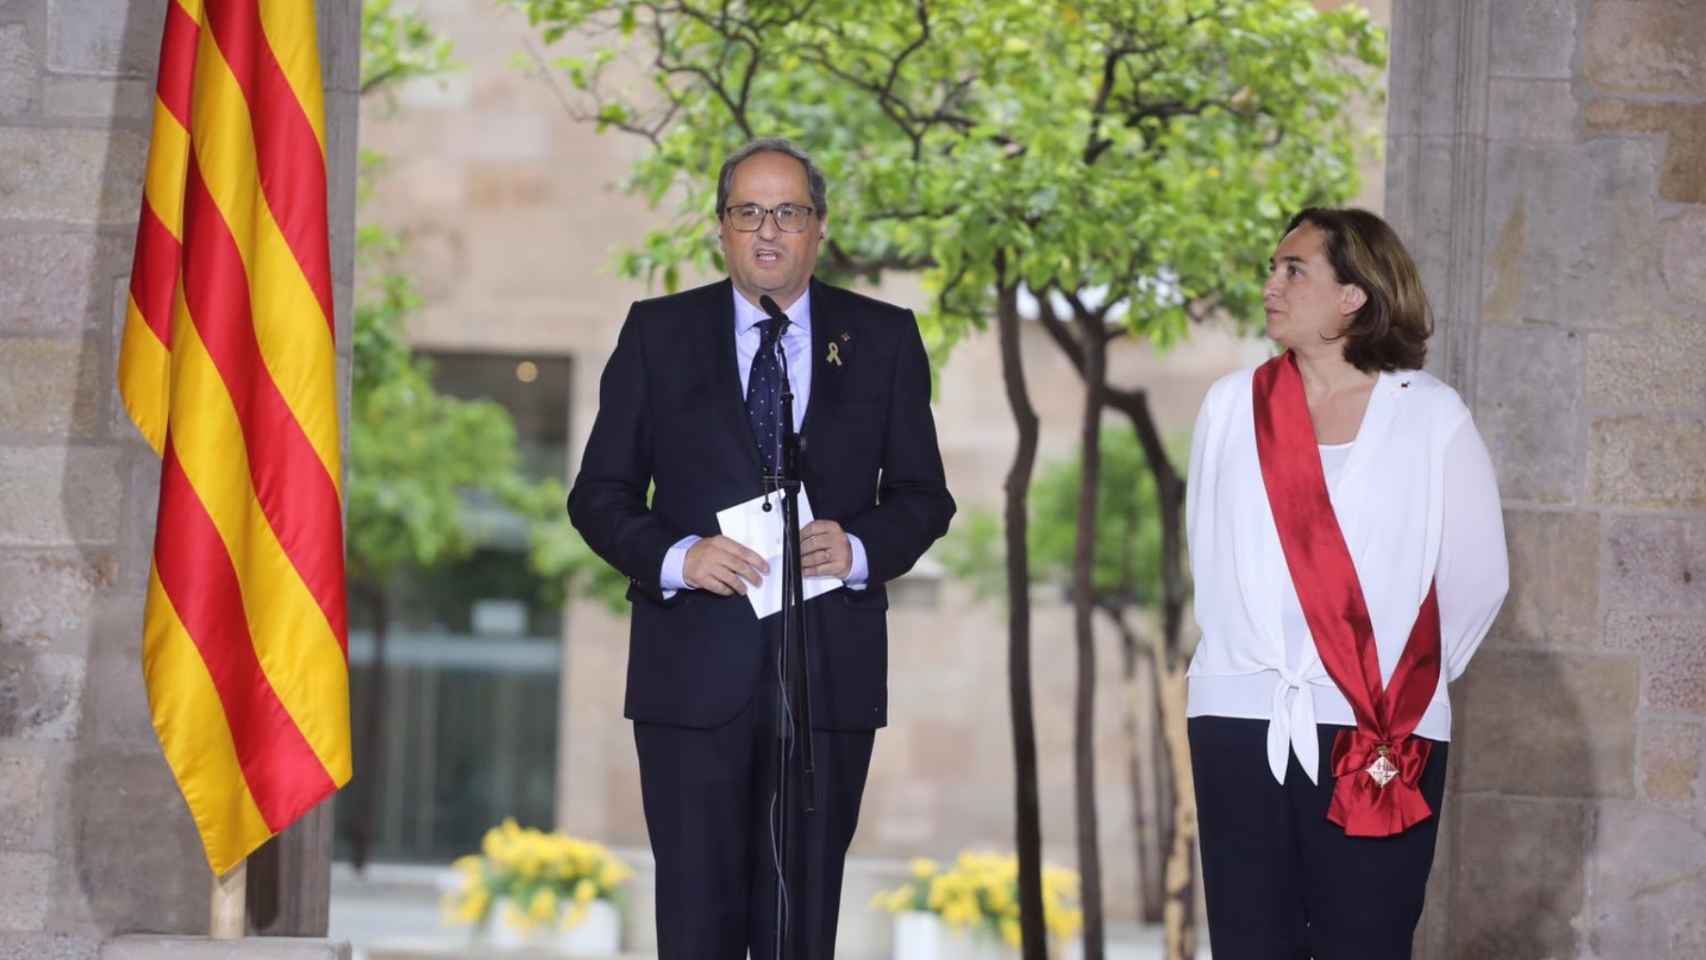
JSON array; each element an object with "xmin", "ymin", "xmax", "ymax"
[
  {"xmin": 0, "ymin": 0, "xmax": 359, "ymax": 952},
  {"xmin": 1388, "ymin": 1, "xmax": 1706, "ymax": 956}
]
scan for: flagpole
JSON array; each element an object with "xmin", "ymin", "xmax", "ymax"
[{"xmin": 210, "ymin": 859, "xmax": 247, "ymax": 939}]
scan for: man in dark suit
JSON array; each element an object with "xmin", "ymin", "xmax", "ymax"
[{"xmin": 567, "ymin": 138, "xmax": 955, "ymax": 958}]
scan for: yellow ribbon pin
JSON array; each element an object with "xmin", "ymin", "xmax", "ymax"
[{"xmin": 826, "ymin": 342, "xmax": 843, "ymax": 367}]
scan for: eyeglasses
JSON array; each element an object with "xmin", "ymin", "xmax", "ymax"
[{"xmin": 721, "ymin": 202, "xmax": 817, "ymax": 233}]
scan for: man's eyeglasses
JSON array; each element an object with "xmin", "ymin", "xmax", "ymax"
[{"xmin": 722, "ymin": 202, "xmax": 817, "ymax": 234}]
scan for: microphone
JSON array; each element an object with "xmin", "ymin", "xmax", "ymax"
[
  {"xmin": 757, "ymin": 294, "xmax": 791, "ymax": 333},
  {"xmin": 757, "ymin": 295, "xmax": 788, "ymax": 514}
]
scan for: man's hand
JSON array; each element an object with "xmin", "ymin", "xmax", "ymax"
[
  {"xmin": 801, "ymin": 519, "xmax": 853, "ymax": 579},
  {"xmin": 684, "ymin": 536, "xmax": 769, "ymax": 596}
]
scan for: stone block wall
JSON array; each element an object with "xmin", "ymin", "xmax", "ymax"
[
  {"xmin": 1388, "ymin": 1, "xmax": 1706, "ymax": 957},
  {"xmin": 0, "ymin": 0, "xmax": 358, "ymax": 953}
]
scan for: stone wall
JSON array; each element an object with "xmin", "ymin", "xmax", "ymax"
[
  {"xmin": 1388, "ymin": 1, "xmax": 1706, "ymax": 957},
  {"xmin": 0, "ymin": 0, "xmax": 359, "ymax": 953}
]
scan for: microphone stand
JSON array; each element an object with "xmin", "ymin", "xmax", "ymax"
[{"xmin": 761, "ymin": 298, "xmax": 816, "ymax": 960}]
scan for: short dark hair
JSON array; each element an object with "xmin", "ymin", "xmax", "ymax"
[
  {"xmin": 1284, "ymin": 207, "xmax": 1431, "ymax": 372},
  {"xmin": 715, "ymin": 138, "xmax": 829, "ymax": 219}
]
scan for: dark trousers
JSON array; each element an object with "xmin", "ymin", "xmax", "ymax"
[
  {"xmin": 633, "ymin": 684, "xmax": 875, "ymax": 960},
  {"xmin": 1188, "ymin": 716, "xmax": 1449, "ymax": 960}
]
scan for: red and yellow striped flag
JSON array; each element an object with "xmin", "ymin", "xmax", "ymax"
[{"xmin": 117, "ymin": 0, "xmax": 352, "ymax": 875}]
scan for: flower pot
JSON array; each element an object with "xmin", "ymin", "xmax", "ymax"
[
  {"xmin": 484, "ymin": 896, "xmax": 621, "ymax": 955},
  {"xmin": 894, "ymin": 911, "xmax": 946, "ymax": 960},
  {"xmin": 555, "ymin": 897, "xmax": 621, "ymax": 955},
  {"xmin": 892, "ymin": 912, "xmax": 1015, "ymax": 960}
]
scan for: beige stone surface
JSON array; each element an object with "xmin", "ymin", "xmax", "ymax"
[
  {"xmin": 0, "ymin": 447, "xmax": 123, "ymax": 547},
  {"xmin": 1662, "ymin": 208, "xmax": 1706, "ymax": 305},
  {"xmin": 1585, "ymin": 322, "xmax": 1706, "ymax": 412},
  {"xmin": 1480, "ymin": 138, "xmax": 1662, "ymax": 329},
  {"xmin": 0, "ymin": 852, "xmax": 54, "ymax": 933},
  {"xmin": 100, "ymin": 938, "xmax": 351, "ymax": 960},
  {"xmin": 1638, "ymin": 718, "xmax": 1702, "ymax": 808},
  {"xmin": 0, "ymin": 648, "xmax": 84, "ymax": 742},
  {"xmin": 43, "ymin": 0, "xmax": 164, "ymax": 77},
  {"xmin": 1591, "ymin": 416, "xmax": 1706, "ymax": 508},
  {"xmin": 0, "ymin": 551, "xmax": 115, "ymax": 651},
  {"xmin": 0, "ymin": 233, "xmax": 132, "ymax": 332},
  {"xmin": 0, "ymin": 932, "xmax": 101, "ymax": 959},
  {"xmin": 1454, "ymin": 650, "xmax": 1639, "ymax": 798},
  {"xmin": 1604, "ymin": 612, "xmax": 1706, "ymax": 714},
  {"xmin": 1391, "ymin": 0, "xmax": 1706, "ymax": 951},
  {"xmin": 1488, "ymin": 509, "xmax": 1600, "ymax": 649},
  {"xmin": 1584, "ymin": 100, "xmax": 1706, "ymax": 204},
  {"xmin": 0, "ymin": 339, "xmax": 105, "ymax": 438},
  {"xmin": 1487, "ymin": 0, "xmax": 1579, "ymax": 79},
  {"xmin": 42, "ymin": 77, "xmax": 152, "ymax": 122},
  {"xmin": 1446, "ymin": 794, "xmax": 1586, "ymax": 960},
  {"xmin": 1604, "ymin": 515, "xmax": 1706, "ymax": 615},
  {"xmin": 0, "ymin": 128, "xmax": 147, "ymax": 225},
  {"xmin": 0, "ymin": 755, "xmax": 46, "ymax": 850},
  {"xmin": 1487, "ymin": 78, "xmax": 1579, "ymax": 143},
  {"xmin": 1586, "ymin": 801, "xmax": 1706, "ymax": 959},
  {"xmin": 0, "ymin": 23, "xmax": 33, "ymax": 117},
  {"xmin": 1584, "ymin": 0, "xmax": 1706, "ymax": 96},
  {"xmin": 1474, "ymin": 325, "xmax": 1583, "ymax": 504}
]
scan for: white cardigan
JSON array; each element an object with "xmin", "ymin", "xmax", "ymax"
[{"xmin": 1185, "ymin": 363, "xmax": 1509, "ymax": 784}]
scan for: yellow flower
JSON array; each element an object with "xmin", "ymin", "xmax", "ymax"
[
  {"xmin": 909, "ymin": 857, "xmax": 939, "ymax": 880},
  {"xmin": 564, "ymin": 902, "xmax": 589, "ymax": 931},
  {"xmin": 528, "ymin": 887, "xmax": 558, "ymax": 923},
  {"xmin": 499, "ymin": 900, "xmax": 527, "ymax": 931},
  {"xmin": 443, "ymin": 888, "xmax": 489, "ymax": 926},
  {"xmin": 574, "ymin": 878, "xmax": 598, "ymax": 904},
  {"xmin": 1000, "ymin": 916, "xmax": 1021, "ymax": 947}
]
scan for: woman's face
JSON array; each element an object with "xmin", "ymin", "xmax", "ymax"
[{"xmin": 1262, "ymin": 224, "xmax": 1364, "ymax": 352}]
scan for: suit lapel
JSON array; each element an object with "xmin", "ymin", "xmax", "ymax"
[
  {"xmin": 709, "ymin": 280, "xmax": 764, "ymax": 477},
  {"xmin": 801, "ymin": 278, "xmax": 844, "ymax": 442}
]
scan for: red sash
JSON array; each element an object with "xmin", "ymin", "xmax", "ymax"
[{"xmin": 1252, "ymin": 351, "xmax": 1441, "ymax": 837}]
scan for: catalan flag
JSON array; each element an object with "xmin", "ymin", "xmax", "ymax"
[{"xmin": 117, "ymin": 0, "xmax": 351, "ymax": 875}]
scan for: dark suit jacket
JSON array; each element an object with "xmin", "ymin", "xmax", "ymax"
[{"xmin": 567, "ymin": 278, "xmax": 956, "ymax": 731}]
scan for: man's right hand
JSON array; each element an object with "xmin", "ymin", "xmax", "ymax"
[{"xmin": 683, "ymin": 536, "xmax": 769, "ymax": 596}]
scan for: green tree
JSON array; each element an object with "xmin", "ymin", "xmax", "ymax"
[
  {"xmin": 941, "ymin": 430, "xmax": 1178, "ymax": 923},
  {"xmin": 346, "ymin": 0, "xmax": 625, "ymax": 868},
  {"xmin": 511, "ymin": 1, "xmax": 1381, "ymax": 953}
]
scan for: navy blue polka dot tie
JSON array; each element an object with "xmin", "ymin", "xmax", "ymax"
[{"xmin": 746, "ymin": 317, "xmax": 787, "ymax": 477}]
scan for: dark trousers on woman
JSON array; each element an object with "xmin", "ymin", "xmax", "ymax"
[{"xmin": 1188, "ymin": 716, "xmax": 1449, "ymax": 960}]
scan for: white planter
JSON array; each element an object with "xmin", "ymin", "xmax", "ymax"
[
  {"xmin": 485, "ymin": 896, "xmax": 622, "ymax": 955},
  {"xmin": 556, "ymin": 898, "xmax": 621, "ymax": 955},
  {"xmin": 892, "ymin": 912, "xmax": 1014, "ymax": 960}
]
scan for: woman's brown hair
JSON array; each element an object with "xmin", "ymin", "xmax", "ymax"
[{"xmin": 1285, "ymin": 207, "xmax": 1432, "ymax": 372}]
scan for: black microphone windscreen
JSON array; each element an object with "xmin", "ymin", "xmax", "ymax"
[{"xmin": 758, "ymin": 294, "xmax": 788, "ymax": 324}]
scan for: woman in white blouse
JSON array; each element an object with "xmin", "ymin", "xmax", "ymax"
[{"xmin": 1185, "ymin": 208, "xmax": 1508, "ymax": 959}]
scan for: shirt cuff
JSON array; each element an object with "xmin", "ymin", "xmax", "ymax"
[
  {"xmin": 660, "ymin": 535, "xmax": 702, "ymax": 598},
  {"xmin": 845, "ymin": 533, "xmax": 870, "ymax": 590}
]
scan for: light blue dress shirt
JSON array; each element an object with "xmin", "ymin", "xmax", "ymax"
[{"xmin": 658, "ymin": 287, "xmax": 870, "ymax": 593}]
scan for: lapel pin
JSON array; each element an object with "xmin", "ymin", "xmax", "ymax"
[
  {"xmin": 826, "ymin": 342, "xmax": 844, "ymax": 367},
  {"xmin": 840, "ymin": 332, "xmax": 851, "ymax": 342}
]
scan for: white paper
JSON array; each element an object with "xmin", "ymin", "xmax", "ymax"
[{"xmin": 715, "ymin": 488, "xmax": 844, "ymax": 619}]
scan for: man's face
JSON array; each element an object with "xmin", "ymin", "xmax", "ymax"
[{"xmin": 718, "ymin": 151, "xmax": 825, "ymax": 310}]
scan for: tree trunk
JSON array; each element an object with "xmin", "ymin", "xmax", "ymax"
[
  {"xmin": 995, "ymin": 266, "xmax": 1048, "ymax": 959},
  {"xmin": 1032, "ymin": 299, "xmax": 1197, "ymax": 956},
  {"xmin": 1106, "ymin": 397, "xmax": 1196, "ymax": 960},
  {"xmin": 1101, "ymin": 604, "xmax": 1164, "ymax": 924},
  {"xmin": 1157, "ymin": 657, "xmax": 1197, "ymax": 960},
  {"xmin": 347, "ymin": 582, "xmax": 389, "ymax": 871},
  {"xmin": 1071, "ymin": 309, "xmax": 1108, "ymax": 960}
]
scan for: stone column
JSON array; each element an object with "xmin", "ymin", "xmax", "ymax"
[
  {"xmin": 0, "ymin": 0, "xmax": 359, "ymax": 950},
  {"xmin": 1387, "ymin": 1, "xmax": 1706, "ymax": 956}
]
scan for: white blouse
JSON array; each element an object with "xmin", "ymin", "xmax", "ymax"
[{"xmin": 1185, "ymin": 364, "xmax": 1509, "ymax": 785}]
